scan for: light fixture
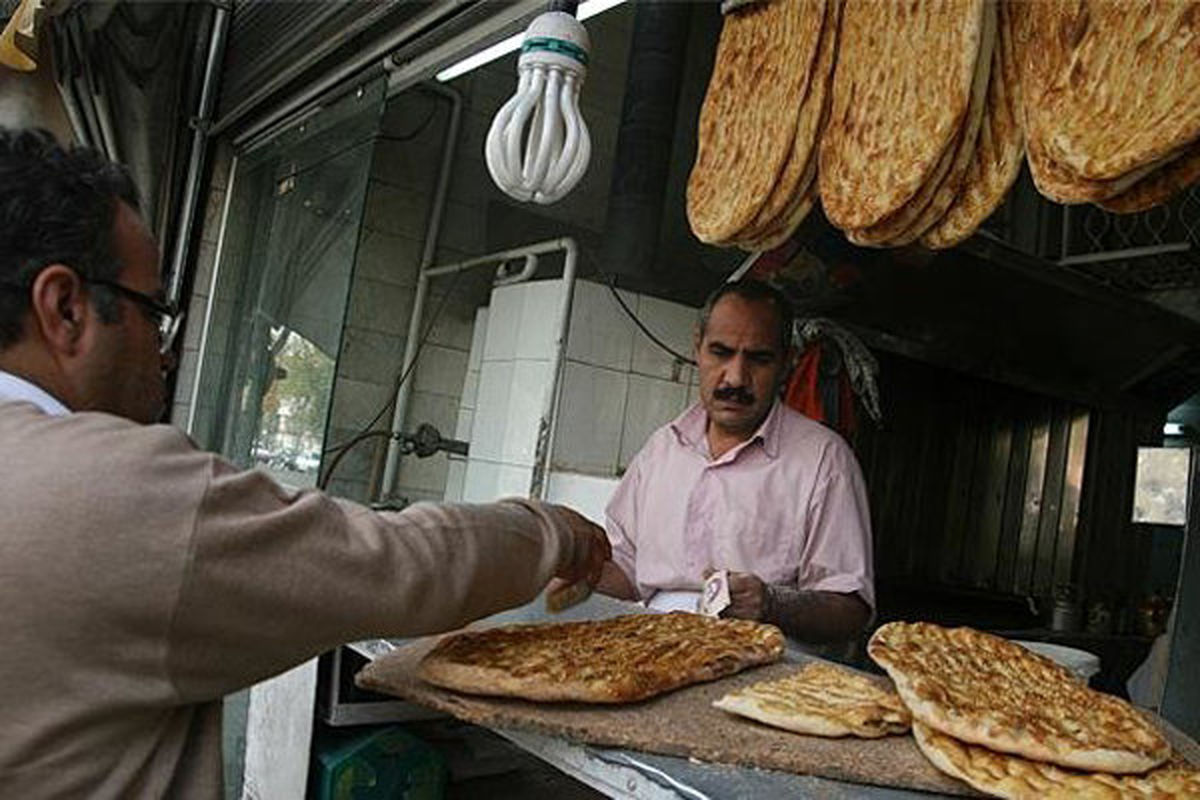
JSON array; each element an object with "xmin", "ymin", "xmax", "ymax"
[
  {"xmin": 482, "ymin": 1, "xmax": 593, "ymax": 204},
  {"xmin": 1165, "ymin": 422, "xmax": 1185, "ymax": 437},
  {"xmin": 435, "ymin": 0, "xmax": 625, "ymax": 83}
]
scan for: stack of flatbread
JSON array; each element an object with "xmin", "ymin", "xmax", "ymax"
[
  {"xmin": 686, "ymin": 0, "xmax": 838, "ymax": 251},
  {"xmin": 869, "ymin": 621, "xmax": 1200, "ymax": 799},
  {"xmin": 819, "ymin": 0, "xmax": 1001, "ymax": 248},
  {"xmin": 1015, "ymin": 0, "xmax": 1200, "ymax": 215}
]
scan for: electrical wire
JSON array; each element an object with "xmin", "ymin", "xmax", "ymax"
[
  {"xmin": 317, "ymin": 265, "xmax": 468, "ymax": 490},
  {"xmin": 603, "ymin": 272, "xmax": 696, "ymax": 367}
]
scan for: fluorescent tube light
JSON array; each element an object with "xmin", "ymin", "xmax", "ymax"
[
  {"xmin": 1164, "ymin": 422, "xmax": 1185, "ymax": 436},
  {"xmin": 436, "ymin": 0, "xmax": 626, "ymax": 83}
]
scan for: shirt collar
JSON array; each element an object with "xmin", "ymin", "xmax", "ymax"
[
  {"xmin": 0, "ymin": 370, "xmax": 71, "ymax": 416},
  {"xmin": 670, "ymin": 399, "xmax": 783, "ymax": 461}
]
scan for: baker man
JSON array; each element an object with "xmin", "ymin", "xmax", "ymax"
[
  {"xmin": 0, "ymin": 127, "xmax": 610, "ymax": 798},
  {"xmin": 597, "ymin": 279, "xmax": 874, "ymax": 645}
]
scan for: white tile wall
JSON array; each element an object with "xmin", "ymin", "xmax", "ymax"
[
  {"xmin": 545, "ymin": 471, "xmax": 621, "ymax": 525},
  {"xmin": 630, "ymin": 295, "xmax": 698, "ymax": 381},
  {"xmin": 552, "ymin": 362, "xmax": 628, "ymax": 475},
  {"xmin": 566, "ymin": 280, "xmax": 635, "ymax": 371},
  {"xmin": 412, "ymin": 344, "xmax": 469, "ymax": 398},
  {"xmin": 482, "ymin": 285, "xmax": 521, "ymax": 362},
  {"xmin": 502, "ymin": 359, "xmax": 553, "ymax": 466},
  {"xmin": 619, "ymin": 374, "xmax": 689, "ymax": 471},
  {"xmin": 462, "ymin": 460, "xmax": 533, "ymax": 503},
  {"xmin": 471, "ymin": 360, "xmax": 513, "ymax": 462},
  {"xmin": 455, "ymin": 408, "xmax": 474, "ymax": 441},
  {"xmin": 443, "ymin": 458, "xmax": 467, "ymax": 502},
  {"xmin": 515, "ymin": 280, "xmax": 568, "ymax": 361},
  {"xmin": 468, "ymin": 307, "xmax": 489, "ymax": 371}
]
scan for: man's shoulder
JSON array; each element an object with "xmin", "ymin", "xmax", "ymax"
[
  {"xmin": 0, "ymin": 400, "xmax": 200, "ymax": 467},
  {"xmin": 774, "ymin": 404, "xmax": 848, "ymax": 447}
]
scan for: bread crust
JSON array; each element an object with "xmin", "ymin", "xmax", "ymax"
[
  {"xmin": 914, "ymin": 721, "xmax": 1200, "ymax": 800},
  {"xmin": 714, "ymin": 661, "xmax": 911, "ymax": 738},
  {"xmin": 419, "ymin": 612, "xmax": 785, "ymax": 704},
  {"xmin": 820, "ymin": 0, "xmax": 985, "ymax": 230},
  {"xmin": 687, "ymin": 0, "xmax": 825, "ymax": 244},
  {"xmin": 869, "ymin": 622, "xmax": 1171, "ymax": 774}
]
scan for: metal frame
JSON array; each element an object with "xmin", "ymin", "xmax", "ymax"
[{"xmin": 380, "ymin": 237, "xmax": 580, "ymax": 500}]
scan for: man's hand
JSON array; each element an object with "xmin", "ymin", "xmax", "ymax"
[
  {"xmin": 549, "ymin": 505, "xmax": 611, "ymax": 586},
  {"xmin": 723, "ymin": 571, "xmax": 767, "ymax": 621}
]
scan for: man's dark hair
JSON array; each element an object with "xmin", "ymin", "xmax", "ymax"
[
  {"xmin": 698, "ymin": 279, "xmax": 795, "ymax": 353},
  {"xmin": 0, "ymin": 127, "xmax": 141, "ymax": 348}
]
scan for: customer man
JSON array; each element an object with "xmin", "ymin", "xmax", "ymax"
[
  {"xmin": 0, "ymin": 127, "xmax": 610, "ymax": 798},
  {"xmin": 598, "ymin": 280, "xmax": 874, "ymax": 645}
]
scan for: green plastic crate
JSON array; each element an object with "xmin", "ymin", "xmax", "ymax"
[{"xmin": 310, "ymin": 725, "xmax": 447, "ymax": 800}]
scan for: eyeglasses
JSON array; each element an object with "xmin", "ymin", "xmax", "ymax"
[
  {"xmin": 86, "ymin": 278, "xmax": 183, "ymax": 355},
  {"xmin": 0, "ymin": 271, "xmax": 183, "ymax": 355}
]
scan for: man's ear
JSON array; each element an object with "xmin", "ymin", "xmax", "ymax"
[{"xmin": 28, "ymin": 265, "xmax": 89, "ymax": 355}]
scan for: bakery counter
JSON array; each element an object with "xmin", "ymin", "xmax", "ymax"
[{"xmin": 351, "ymin": 594, "xmax": 949, "ymax": 799}]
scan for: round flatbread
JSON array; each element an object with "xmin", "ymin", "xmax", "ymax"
[
  {"xmin": 914, "ymin": 721, "xmax": 1200, "ymax": 800},
  {"xmin": 868, "ymin": 622, "xmax": 1171, "ymax": 774}
]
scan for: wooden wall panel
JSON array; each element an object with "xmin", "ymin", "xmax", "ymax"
[{"xmin": 858, "ymin": 352, "xmax": 1149, "ymax": 603}]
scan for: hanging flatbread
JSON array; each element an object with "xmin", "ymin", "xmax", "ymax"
[
  {"xmin": 735, "ymin": 0, "xmax": 839, "ymax": 248},
  {"xmin": 1098, "ymin": 140, "xmax": 1200, "ymax": 214},
  {"xmin": 868, "ymin": 622, "xmax": 1171, "ymax": 774},
  {"xmin": 1014, "ymin": 0, "xmax": 1181, "ymax": 204},
  {"xmin": 923, "ymin": 0, "xmax": 1024, "ymax": 250},
  {"xmin": 914, "ymin": 721, "xmax": 1200, "ymax": 800},
  {"xmin": 1027, "ymin": 1, "xmax": 1200, "ymax": 183},
  {"xmin": 820, "ymin": 0, "xmax": 985, "ymax": 231},
  {"xmin": 714, "ymin": 661, "xmax": 911, "ymax": 738},
  {"xmin": 849, "ymin": 0, "xmax": 995, "ymax": 247},
  {"xmin": 687, "ymin": 0, "xmax": 825, "ymax": 244}
]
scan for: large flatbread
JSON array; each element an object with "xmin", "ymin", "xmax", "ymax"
[
  {"xmin": 1025, "ymin": 1, "xmax": 1200, "ymax": 183},
  {"xmin": 868, "ymin": 622, "xmax": 1171, "ymax": 774},
  {"xmin": 1013, "ymin": 1, "xmax": 1179, "ymax": 204},
  {"xmin": 687, "ymin": 0, "xmax": 824, "ymax": 245},
  {"xmin": 923, "ymin": 0, "xmax": 1024, "ymax": 250},
  {"xmin": 735, "ymin": 0, "xmax": 839, "ymax": 247},
  {"xmin": 418, "ymin": 612, "xmax": 784, "ymax": 704},
  {"xmin": 1098, "ymin": 140, "xmax": 1200, "ymax": 214},
  {"xmin": 713, "ymin": 661, "xmax": 911, "ymax": 738},
  {"xmin": 849, "ymin": 0, "xmax": 995, "ymax": 247},
  {"xmin": 820, "ymin": 0, "xmax": 985, "ymax": 231},
  {"xmin": 914, "ymin": 721, "xmax": 1200, "ymax": 800}
]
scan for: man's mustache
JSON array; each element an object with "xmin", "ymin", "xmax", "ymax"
[{"xmin": 713, "ymin": 386, "xmax": 755, "ymax": 405}]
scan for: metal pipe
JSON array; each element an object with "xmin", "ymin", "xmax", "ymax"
[
  {"xmin": 1058, "ymin": 241, "xmax": 1191, "ymax": 267},
  {"xmin": 221, "ymin": 1, "xmax": 472, "ymax": 147},
  {"xmin": 378, "ymin": 237, "xmax": 579, "ymax": 500},
  {"xmin": 531, "ymin": 238, "xmax": 578, "ymax": 500},
  {"xmin": 494, "ymin": 254, "xmax": 539, "ymax": 286},
  {"xmin": 376, "ymin": 83, "xmax": 463, "ymax": 500},
  {"xmin": 167, "ymin": 1, "xmax": 232, "ymax": 307},
  {"xmin": 186, "ymin": 155, "xmax": 239, "ymax": 436}
]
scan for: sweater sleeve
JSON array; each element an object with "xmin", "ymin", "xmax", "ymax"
[{"xmin": 165, "ymin": 457, "xmax": 577, "ymax": 701}]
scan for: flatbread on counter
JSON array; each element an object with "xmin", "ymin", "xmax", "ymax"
[
  {"xmin": 868, "ymin": 622, "xmax": 1171, "ymax": 774},
  {"xmin": 418, "ymin": 611, "xmax": 784, "ymax": 704},
  {"xmin": 714, "ymin": 661, "xmax": 911, "ymax": 738},
  {"xmin": 915, "ymin": 721, "xmax": 1200, "ymax": 800}
]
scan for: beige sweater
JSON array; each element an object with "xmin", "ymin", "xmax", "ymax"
[{"xmin": 0, "ymin": 400, "xmax": 577, "ymax": 798}]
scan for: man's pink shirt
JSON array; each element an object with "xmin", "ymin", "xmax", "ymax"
[{"xmin": 605, "ymin": 400, "xmax": 875, "ymax": 609}]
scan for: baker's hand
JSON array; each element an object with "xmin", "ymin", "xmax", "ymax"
[
  {"xmin": 549, "ymin": 504, "xmax": 611, "ymax": 586},
  {"xmin": 724, "ymin": 572, "xmax": 767, "ymax": 621}
]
